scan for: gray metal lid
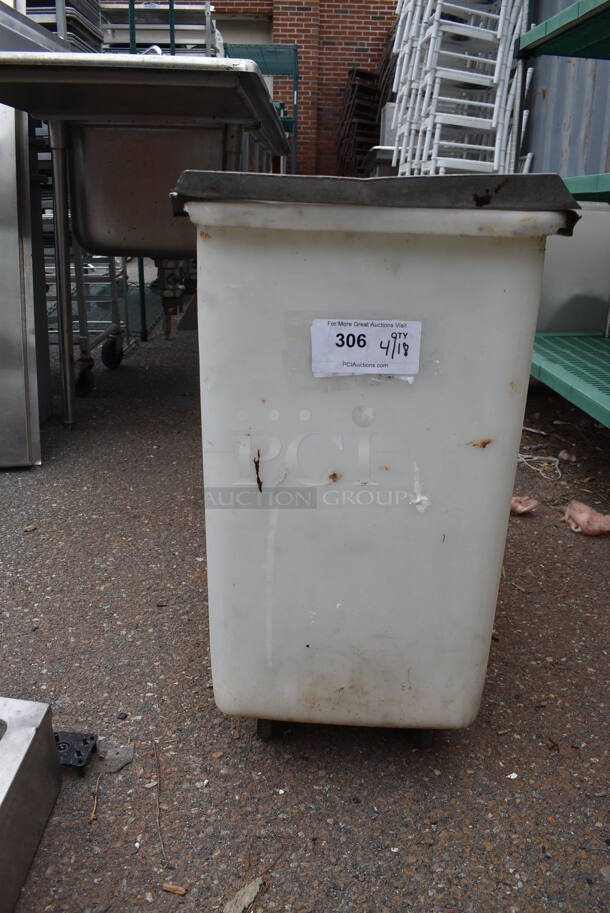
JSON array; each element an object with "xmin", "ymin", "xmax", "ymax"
[{"xmin": 173, "ymin": 171, "xmax": 580, "ymax": 231}]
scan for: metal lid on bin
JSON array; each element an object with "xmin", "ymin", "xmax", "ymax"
[{"xmin": 173, "ymin": 171, "xmax": 579, "ymax": 221}]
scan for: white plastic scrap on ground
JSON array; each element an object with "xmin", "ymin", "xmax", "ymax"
[
  {"xmin": 223, "ymin": 876, "xmax": 264, "ymax": 913},
  {"xmin": 510, "ymin": 496, "xmax": 538, "ymax": 515},
  {"xmin": 563, "ymin": 501, "xmax": 610, "ymax": 536}
]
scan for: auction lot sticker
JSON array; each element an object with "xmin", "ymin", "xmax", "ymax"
[{"xmin": 311, "ymin": 319, "xmax": 422, "ymax": 377}]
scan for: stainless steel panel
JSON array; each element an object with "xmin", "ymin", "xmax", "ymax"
[
  {"xmin": 364, "ymin": 146, "xmax": 398, "ymax": 177},
  {"xmin": 0, "ymin": 101, "xmax": 41, "ymax": 466},
  {"xmin": 0, "ymin": 1, "xmax": 64, "ymax": 467},
  {"xmin": 538, "ymin": 203, "xmax": 610, "ymax": 333},
  {"xmin": 0, "ymin": 698, "xmax": 61, "ymax": 913},
  {"xmin": 70, "ymin": 125, "xmax": 224, "ymax": 256}
]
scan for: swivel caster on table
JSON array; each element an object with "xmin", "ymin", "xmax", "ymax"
[
  {"xmin": 101, "ymin": 333, "xmax": 123, "ymax": 369},
  {"xmin": 75, "ymin": 357, "xmax": 95, "ymax": 396}
]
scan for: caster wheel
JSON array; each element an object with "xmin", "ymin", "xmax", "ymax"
[
  {"xmin": 101, "ymin": 337, "xmax": 123, "ymax": 369},
  {"xmin": 413, "ymin": 729, "xmax": 435, "ymax": 749},
  {"xmin": 256, "ymin": 719, "xmax": 276, "ymax": 741},
  {"xmin": 75, "ymin": 366, "xmax": 95, "ymax": 396}
]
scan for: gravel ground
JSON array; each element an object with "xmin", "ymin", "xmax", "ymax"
[{"xmin": 1, "ymin": 328, "xmax": 608, "ymax": 913}]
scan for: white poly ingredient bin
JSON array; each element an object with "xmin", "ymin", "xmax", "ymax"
[{"xmin": 174, "ymin": 172, "xmax": 578, "ymax": 730}]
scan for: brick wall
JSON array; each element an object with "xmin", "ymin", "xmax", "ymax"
[
  {"xmin": 214, "ymin": 0, "xmax": 396, "ymax": 174},
  {"xmin": 215, "ymin": 1, "xmax": 273, "ymax": 14}
]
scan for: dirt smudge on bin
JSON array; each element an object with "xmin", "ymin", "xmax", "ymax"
[
  {"xmin": 329, "ymin": 472, "xmax": 343, "ymax": 483},
  {"xmin": 199, "ymin": 230, "xmax": 212, "ymax": 241}
]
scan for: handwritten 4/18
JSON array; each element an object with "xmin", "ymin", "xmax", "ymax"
[
  {"xmin": 335, "ymin": 330, "xmax": 409, "ymax": 359},
  {"xmin": 380, "ymin": 332, "xmax": 409, "ymax": 359}
]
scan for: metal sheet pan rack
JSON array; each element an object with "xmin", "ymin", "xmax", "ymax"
[
  {"xmin": 35, "ymin": 120, "xmax": 133, "ymax": 394},
  {"xmin": 42, "ymin": 211, "xmax": 132, "ymax": 392}
]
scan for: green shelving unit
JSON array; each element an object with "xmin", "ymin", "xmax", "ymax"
[
  {"xmin": 520, "ymin": 2, "xmax": 610, "ymax": 425},
  {"xmin": 529, "ymin": 171, "xmax": 610, "ymax": 426},
  {"xmin": 564, "ymin": 172, "xmax": 610, "ymax": 203},
  {"xmin": 225, "ymin": 43, "xmax": 299, "ymax": 175},
  {"xmin": 519, "ymin": 0, "xmax": 610, "ymax": 58},
  {"xmin": 531, "ymin": 334, "xmax": 610, "ymax": 426}
]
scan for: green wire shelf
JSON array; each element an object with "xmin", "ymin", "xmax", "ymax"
[
  {"xmin": 519, "ymin": 0, "xmax": 610, "ymax": 58},
  {"xmin": 531, "ymin": 333, "xmax": 610, "ymax": 427},
  {"xmin": 564, "ymin": 173, "xmax": 610, "ymax": 203}
]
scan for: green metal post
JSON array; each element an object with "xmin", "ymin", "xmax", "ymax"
[
  {"xmin": 128, "ymin": 0, "xmax": 136, "ymax": 54},
  {"xmin": 292, "ymin": 45, "xmax": 298, "ymax": 174},
  {"xmin": 169, "ymin": 0, "xmax": 176, "ymax": 55}
]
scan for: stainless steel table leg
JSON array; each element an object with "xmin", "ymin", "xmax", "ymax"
[
  {"xmin": 73, "ymin": 241, "xmax": 89, "ymax": 360},
  {"xmin": 73, "ymin": 240, "xmax": 95, "ymax": 395},
  {"xmin": 138, "ymin": 257, "xmax": 148, "ymax": 342},
  {"xmin": 120, "ymin": 257, "xmax": 131, "ymax": 348},
  {"xmin": 109, "ymin": 256, "xmax": 121, "ymax": 330},
  {"xmin": 49, "ymin": 120, "xmax": 74, "ymax": 426},
  {"xmin": 223, "ymin": 125, "xmax": 243, "ymax": 172}
]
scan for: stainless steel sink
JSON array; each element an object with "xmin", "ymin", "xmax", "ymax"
[
  {"xmin": 0, "ymin": 698, "xmax": 61, "ymax": 913},
  {"xmin": 0, "ymin": 52, "xmax": 289, "ymax": 256},
  {"xmin": 0, "ymin": 50, "xmax": 288, "ymax": 425}
]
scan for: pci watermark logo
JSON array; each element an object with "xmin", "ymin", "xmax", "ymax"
[
  {"xmin": 205, "ymin": 488, "xmax": 317, "ymax": 509},
  {"xmin": 204, "ymin": 402, "xmax": 430, "ymax": 512},
  {"xmin": 204, "ymin": 485, "xmax": 428, "ymax": 511}
]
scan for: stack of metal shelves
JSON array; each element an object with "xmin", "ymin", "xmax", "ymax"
[
  {"xmin": 100, "ymin": 1, "xmax": 221, "ymax": 55},
  {"xmin": 337, "ymin": 69, "xmax": 380, "ymax": 176},
  {"xmin": 26, "ymin": 0, "xmax": 103, "ymax": 51}
]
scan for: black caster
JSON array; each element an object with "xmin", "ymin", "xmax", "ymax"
[
  {"xmin": 101, "ymin": 336, "xmax": 123, "ymax": 369},
  {"xmin": 75, "ymin": 363, "xmax": 95, "ymax": 396},
  {"xmin": 256, "ymin": 719, "xmax": 276, "ymax": 741},
  {"xmin": 412, "ymin": 729, "xmax": 436, "ymax": 749}
]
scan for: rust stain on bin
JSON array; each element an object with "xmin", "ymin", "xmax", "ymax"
[
  {"xmin": 329, "ymin": 472, "xmax": 343, "ymax": 483},
  {"xmin": 199, "ymin": 230, "xmax": 212, "ymax": 241},
  {"xmin": 473, "ymin": 178, "xmax": 509, "ymax": 207},
  {"xmin": 468, "ymin": 438, "xmax": 494, "ymax": 449},
  {"xmin": 253, "ymin": 449, "xmax": 263, "ymax": 492},
  {"xmin": 473, "ymin": 189, "xmax": 492, "ymax": 207}
]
